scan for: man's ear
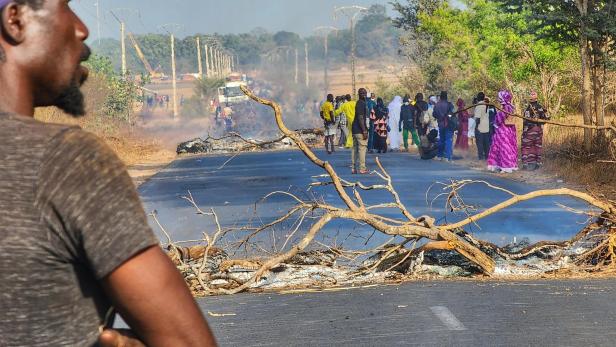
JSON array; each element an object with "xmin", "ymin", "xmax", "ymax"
[{"xmin": 2, "ymin": 3, "xmax": 27, "ymax": 45}]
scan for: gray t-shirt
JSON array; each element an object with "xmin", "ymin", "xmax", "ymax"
[{"xmin": 0, "ymin": 113, "xmax": 159, "ymax": 346}]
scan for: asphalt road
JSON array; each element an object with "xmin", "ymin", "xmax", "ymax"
[
  {"xmin": 139, "ymin": 149, "xmax": 591, "ymax": 251},
  {"xmin": 136, "ymin": 150, "xmax": 615, "ymax": 346},
  {"xmin": 199, "ymin": 279, "xmax": 616, "ymax": 347}
]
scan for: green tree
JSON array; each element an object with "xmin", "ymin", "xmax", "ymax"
[{"xmin": 500, "ymin": 0, "xmax": 616, "ymax": 148}]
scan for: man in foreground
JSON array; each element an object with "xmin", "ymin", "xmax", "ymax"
[{"xmin": 0, "ymin": 1, "xmax": 216, "ymax": 345}]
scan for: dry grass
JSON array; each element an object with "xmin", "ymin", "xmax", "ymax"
[
  {"xmin": 32, "ymin": 73, "xmax": 177, "ymax": 168},
  {"xmin": 542, "ymin": 114, "xmax": 616, "ymax": 198}
]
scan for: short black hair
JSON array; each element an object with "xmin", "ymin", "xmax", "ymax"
[
  {"xmin": 477, "ymin": 92, "xmax": 485, "ymax": 101},
  {"xmin": 327, "ymin": 94, "xmax": 334, "ymax": 102},
  {"xmin": 345, "ymin": 94, "xmax": 352, "ymax": 101},
  {"xmin": 440, "ymin": 91, "xmax": 448, "ymax": 100}
]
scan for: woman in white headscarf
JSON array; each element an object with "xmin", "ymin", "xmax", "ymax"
[{"xmin": 387, "ymin": 96, "xmax": 403, "ymax": 151}]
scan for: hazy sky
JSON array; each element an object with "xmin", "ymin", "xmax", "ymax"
[
  {"xmin": 72, "ymin": 0, "xmax": 397, "ymax": 40},
  {"xmin": 72, "ymin": 0, "xmax": 464, "ymax": 40}
]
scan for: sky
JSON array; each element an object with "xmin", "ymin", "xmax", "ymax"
[
  {"xmin": 72, "ymin": 0, "xmax": 397, "ymax": 40},
  {"xmin": 72, "ymin": 0, "xmax": 465, "ymax": 41}
]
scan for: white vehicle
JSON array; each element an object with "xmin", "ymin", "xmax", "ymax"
[{"xmin": 218, "ymin": 77, "xmax": 250, "ymax": 105}]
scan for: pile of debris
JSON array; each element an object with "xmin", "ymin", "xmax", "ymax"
[
  {"xmin": 176, "ymin": 130, "xmax": 322, "ymax": 155},
  {"xmin": 167, "ymin": 218, "xmax": 616, "ymax": 296}
]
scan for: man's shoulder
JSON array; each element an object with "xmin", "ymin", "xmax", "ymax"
[{"xmin": 0, "ymin": 113, "xmax": 83, "ymax": 149}]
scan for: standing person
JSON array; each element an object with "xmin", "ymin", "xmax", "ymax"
[
  {"xmin": 367, "ymin": 93, "xmax": 377, "ymax": 153},
  {"xmin": 335, "ymin": 97, "xmax": 348, "ymax": 148},
  {"xmin": 487, "ymin": 90, "xmax": 519, "ymax": 173},
  {"xmin": 399, "ymin": 95, "xmax": 419, "ymax": 152},
  {"xmin": 0, "ymin": 1, "xmax": 217, "ymax": 346},
  {"xmin": 468, "ymin": 96, "xmax": 477, "ymax": 149},
  {"xmin": 474, "ymin": 92, "xmax": 491, "ymax": 160},
  {"xmin": 352, "ymin": 88, "xmax": 370, "ymax": 174},
  {"xmin": 522, "ymin": 91, "xmax": 550, "ymax": 170},
  {"xmin": 454, "ymin": 98, "xmax": 470, "ymax": 151},
  {"xmin": 433, "ymin": 91, "xmax": 455, "ymax": 161},
  {"xmin": 414, "ymin": 93, "xmax": 429, "ymax": 136},
  {"xmin": 335, "ymin": 94, "xmax": 356, "ymax": 149},
  {"xmin": 387, "ymin": 96, "xmax": 403, "ymax": 151},
  {"xmin": 320, "ymin": 94, "xmax": 336, "ymax": 154},
  {"xmin": 374, "ymin": 97, "xmax": 389, "ymax": 153}
]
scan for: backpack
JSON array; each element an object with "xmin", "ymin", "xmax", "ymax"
[{"xmin": 447, "ymin": 114, "xmax": 459, "ymax": 132}]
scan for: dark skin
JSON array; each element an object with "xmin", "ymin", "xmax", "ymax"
[{"xmin": 0, "ymin": 1, "xmax": 216, "ymax": 346}]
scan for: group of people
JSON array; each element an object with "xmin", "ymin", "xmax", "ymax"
[{"xmin": 319, "ymin": 88, "xmax": 550, "ymax": 174}]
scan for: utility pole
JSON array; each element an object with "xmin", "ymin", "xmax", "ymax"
[
  {"xmin": 170, "ymin": 33, "xmax": 178, "ymax": 118},
  {"xmin": 111, "ymin": 9, "xmax": 139, "ymax": 77},
  {"xmin": 204, "ymin": 44, "xmax": 210, "ymax": 78},
  {"xmin": 120, "ymin": 21, "xmax": 127, "ymax": 77},
  {"xmin": 94, "ymin": 0, "xmax": 101, "ymax": 45},
  {"xmin": 305, "ymin": 42, "xmax": 310, "ymax": 87},
  {"xmin": 160, "ymin": 23, "xmax": 183, "ymax": 119},
  {"xmin": 217, "ymin": 50, "xmax": 222, "ymax": 77},
  {"xmin": 295, "ymin": 48, "xmax": 299, "ymax": 84},
  {"xmin": 196, "ymin": 37, "xmax": 203, "ymax": 78},
  {"xmin": 334, "ymin": 6, "xmax": 367, "ymax": 96},
  {"xmin": 211, "ymin": 48, "xmax": 217, "ymax": 77},
  {"xmin": 315, "ymin": 26, "xmax": 338, "ymax": 95}
]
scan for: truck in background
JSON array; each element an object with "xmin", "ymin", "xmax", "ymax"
[{"xmin": 218, "ymin": 73, "xmax": 250, "ymax": 105}]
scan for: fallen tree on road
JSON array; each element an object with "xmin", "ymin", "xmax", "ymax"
[{"xmin": 159, "ymin": 86, "xmax": 616, "ymax": 295}]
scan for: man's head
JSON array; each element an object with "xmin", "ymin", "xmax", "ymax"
[
  {"xmin": 415, "ymin": 93, "xmax": 424, "ymax": 102},
  {"xmin": 358, "ymin": 88, "xmax": 367, "ymax": 100},
  {"xmin": 0, "ymin": 0, "xmax": 90, "ymax": 116},
  {"xmin": 476, "ymin": 92, "xmax": 485, "ymax": 102},
  {"xmin": 440, "ymin": 91, "xmax": 448, "ymax": 101},
  {"xmin": 529, "ymin": 91, "xmax": 538, "ymax": 103},
  {"xmin": 327, "ymin": 94, "xmax": 334, "ymax": 103},
  {"xmin": 345, "ymin": 94, "xmax": 352, "ymax": 102},
  {"xmin": 370, "ymin": 93, "xmax": 375, "ymax": 100}
]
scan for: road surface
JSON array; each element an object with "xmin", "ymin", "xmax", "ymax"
[
  {"xmin": 132, "ymin": 150, "xmax": 614, "ymax": 346},
  {"xmin": 139, "ymin": 149, "xmax": 591, "ymax": 251},
  {"xmin": 198, "ymin": 279, "xmax": 616, "ymax": 346}
]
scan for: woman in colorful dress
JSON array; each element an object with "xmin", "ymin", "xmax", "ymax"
[
  {"xmin": 487, "ymin": 90, "xmax": 518, "ymax": 173},
  {"xmin": 454, "ymin": 98, "xmax": 470, "ymax": 151}
]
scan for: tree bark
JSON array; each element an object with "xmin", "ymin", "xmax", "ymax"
[
  {"xmin": 591, "ymin": 40, "xmax": 605, "ymax": 132},
  {"xmin": 579, "ymin": 15, "xmax": 594, "ymax": 151}
]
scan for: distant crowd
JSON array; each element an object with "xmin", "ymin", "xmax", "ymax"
[{"xmin": 320, "ymin": 88, "xmax": 549, "ymax": 174}]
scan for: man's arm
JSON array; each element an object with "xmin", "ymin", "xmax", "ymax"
[
  {"xmin": 102, "ymin": 246, "xmax": 217, "ymax": 347},
  {"xmin": 357, "ymin": 102, "xmax": 368, "ymax": 136}
]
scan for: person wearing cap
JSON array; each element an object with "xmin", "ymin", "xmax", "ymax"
[
  {"xmin": 522, "ymin": 91, "xmax": 550, "ymax": 170},
  {"xmin": 0, "ymin": 1, "xmax": 216, "ymax": 346}
]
